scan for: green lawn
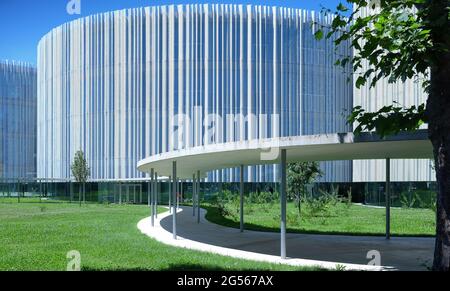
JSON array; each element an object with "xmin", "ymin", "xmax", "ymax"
[
  {"xmin": 204, "ymin": 202, "xmax": 435, "ymax": 237},
  {"xmin": 0, "ymin": 202, "xmax": 316, "ymax": 271},
  {"xmin": 0, "ymin": 197, "xmax": 57, "ymax": 203}
]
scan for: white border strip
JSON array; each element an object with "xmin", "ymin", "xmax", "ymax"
[{"xmin": 137, "ymin": 207, "xmax": 393, "ymax": 271}]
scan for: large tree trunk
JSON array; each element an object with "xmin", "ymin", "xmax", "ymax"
[
  {"xmin": 431, "ymin": 140, "xmax": 450, "ymax": 271},
  {"xmin": 429, "ymin": 126, "xmax": 450, "ymax": 271},
  {"xmin": 429, "ymin": 80, "xmax": 450, "ymax": 270},
  {"xmin": 427, "ymin": 3, "xmax": 450, "ymax": 268},
  {"xmin": 426, "ymin": 0, "xmax": 450, "ymax": 271}
]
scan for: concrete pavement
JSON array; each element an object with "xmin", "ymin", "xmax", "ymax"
[{"xmin": 137, "ymin": 206, "xmax": 434, "ymax": 271}]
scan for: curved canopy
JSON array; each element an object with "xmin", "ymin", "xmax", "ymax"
[{"xmin": 137, "ymin": 130, "xmax": 433, "ymax": 178}]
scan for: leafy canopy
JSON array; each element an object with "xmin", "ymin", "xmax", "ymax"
[
  {"xmin": 71, "ymin": 150, "xmax": 90, "ymax": 183},
  {"xmin": 287, "ymin": 162, "xmax": 323, "ymax": 198},
  {"xmin": 314, "ymin": 0, "xmax": 446, "ymax": 137}
]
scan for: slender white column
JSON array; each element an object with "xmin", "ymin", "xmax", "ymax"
[
  {"xmin": 168, "ymin": 175, "xmax": 172, "ymax": 213},
  {"xmin": 119, "ymin": 182, "xmax": 122, "ymax": 204},
  {"xmin": 147, "ymin": 179, "xmax": 151, "ymax": 208},
  {"xmin": 280, "ymin": 149, "xmax": 287, "ymax": 259},
  {"xmin": 154, "ymin": 172, "xmax": 158, "ymax": 219},
  {"xmin": 181, "ymin": 180, "xmax": 184, "ymax": 205},
  {"xmin": 172, "ymin": 161, "xmax": 177, "ymax": 239},
  {"xmin": 386, "ymin": 158, "xmax": 391, "ymax": 240},
  {"xmin": 240, "ymin": 164, "xmax": 244, "ymax": 232},
  {"xmin": 197, "ymin": 170, "xmax": 200, "ymax": 223},
  {"xmin": 192, "ymin": 173, "xmax": 196, "ymax": 216},
  {"xmin": 150, "ymin": 168, "xmax": 154, "ymax": 227},
  {"xmin": 177, "ymin": 180, "xmax": 180, "ymax": 210}
]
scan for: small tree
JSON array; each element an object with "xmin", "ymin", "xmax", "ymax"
[
  {"xmin": 71, "ymin": 150, "xmax": 90, "ymax": 205},
  {"xmin": 287, "ymin": 162, "xmax": 323, "ymax": 215}
]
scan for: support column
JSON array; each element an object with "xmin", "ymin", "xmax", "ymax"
[
  {"xmin": 240, "ymin": 164, "xmax": 244, "ymax": 232},
  {"xmin": 181, "ymin": 180, "xmax": 184, "ymax": 205},
  {"xmin": 177, "ymin": 179, "xmax": 183, "ymax": 210},
  {"xmin": 172, "ymin": 161, "xmax": 177, "ymax": 239},
  {"xmin": 154, "ymin": 172, "xmax": 158, "ymax": 219},
  {"xmin": 169, "ymin": 176, "xmax": 172, "ymax": 214},
  {"xmin": 386, "ymin": 158, "xmax": 391, "ymax": 240},
  {"xmin": 151, "ymin": 168, "xmax": 154, "ymax": 227},
  {"xmin": 177, "ymin": 180, "xmax": 180, "ymax": 210},
  {"xmin": 147, "ymin": 179, "xmax": 151, "ymax": 208},
  {"xmin": 69, "ymin": 179, "xmax": 73, "ymax": 203},
  {"xmin": 280, "ymin": 149, "xmax": 287, "ymax": 259},
  {"xmin": 193, "ymin": 173, "xmax": 196, "ymax": 216},
  {"xmin": 197, "ymin": 170, "xmax": 200, "ymax": 223},
  {"xmin": 119, "ymin": 182, "xmax": 122, "ymax": 204}
]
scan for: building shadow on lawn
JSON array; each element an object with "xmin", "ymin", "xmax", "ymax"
[{"xmin": 203, "ymin": 205, "xmax": 435, "ymax": 238}]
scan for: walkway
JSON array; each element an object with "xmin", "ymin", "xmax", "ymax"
[{"xmin": 137, "ymin": 206, "xmax": 434, "ymax": 271}]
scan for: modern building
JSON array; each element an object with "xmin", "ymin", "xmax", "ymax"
[
  {"xmin": 37, "ymin": 4, "xmax": 353, "ymax": 183},
  {"xmin": 0, "ymin": 61, "xmax": 37, "ymax": 179},
  {"xmin": 34, "ymin": 3, "xmax": 434, "ymax": 194}
]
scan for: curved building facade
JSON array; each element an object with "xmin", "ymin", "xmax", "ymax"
[
  {"xmin": 37, "ymin": 4, "xmax": 352, "ymax": 182},
  {"xmin": 352, "ymin": 4, "xmax": 433, "ymax": 182},
  {"xmin": 0, "ymin": 61, "xmax": 37, "ymax": 179}
]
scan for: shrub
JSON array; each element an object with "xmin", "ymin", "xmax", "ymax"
[
  {"xmin": 300, "ymin": 188, "xmax": 346, "ymax": 218},
  {"xmin": 247, "ymin": 191, "xmax": 279, "ymax": 204},
  {"xmin": 287, "ymin": 211, "xmax": 299, "ymax": 225},
  {"xmin": 399, "ymin": 189, "xmax": 436, "ymax": 209},
  {"xmin": 400, "ymin": 192, "xmax": 417, "ymax": 208},
  {"xmin": 243, "ymin": 202, "xmax": 255, "ymax": 215},
  {"xmin": 210, "ymin": 190, "xmax": 240, "ymax": 219},
  {"xmin": 430, "ymin": 200, "xmax": 437, "ymax": 213},
  {"xmin": 341, "ymin": 188, "xmax": 352, "ymax": 207}
]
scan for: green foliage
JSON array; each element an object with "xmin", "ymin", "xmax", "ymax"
[
  {"xmin": 71, "ymin": 150, "xmax": 90, "ymax": 183},
  {"xmin": 314, "ymin": 0, "xmax": 450, "ymax": 137},
  {"xmin": 211, "ymin": 190, "xmax": 280, "ymax": 219},
  {"xmin": 301, "ymin": 188, "xmax": 344, "ymax": 218},
  {"xmin": 210, "ymin": 190, "xmax": 235, "ymax": 218},
  {"xmin": 301, "ymin": 196, "xmax": 331, "ymax": 218},
  {"xmin": 400, "ymin": 192, "xmax": 418, "ymax": 208},
  {"xmin": 430, "ymin": 199, "xmax": 437, "ymax": 214},
  {"xmin": 345, "ymin": 188, "xmax": 353, "ymax": 207},
  {"xmin": 287, "ymin": 212, "xmax": 300, "ymax": 225},
  {"xmin": 399, "ymin": 189, "xmax": 436, "ymax": 209},
  {"xmin": 318, "ymin": 0, "xmax": 434, "ymax": 89},
  {"xmin": 314, "ymin": 29, "xmax": 324, "ymax": 40},
  {"xmin": 348, "ymin": 103, "xmax": 426, "ymax": 137},
  {"xmin": 288, "ymin": 162, "xmax": 323, "ymax": 199},
  {"xmin": 335, "ymin": 264, "xmax": 347, "ymax": 271},
  {"xmin": 287, "ymin": 162, "xmax": 323, "ymax": 215},
  {"xmin": 205, "ymin": 200, "xmax": 435, "ymax": 237},
  {"xmin": 247, "ymin": 191, "xmax": 279, "ymax": 204}
]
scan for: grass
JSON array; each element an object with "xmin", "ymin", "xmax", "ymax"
[
  {"xmin": 0, "ymin": 201, "xmax": 318, "ymax": 271},
  {"xmin": 0, "ymin": 197, "xmax": 54, "ymax": 203},
  {"xmin": 204, "ymin": 202, "xmax": 435, "ymax": 237}
]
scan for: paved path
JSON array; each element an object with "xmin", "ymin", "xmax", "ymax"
[{"xmin": 137, "ymin": 206, "xmax": 434, "ymax": 271}]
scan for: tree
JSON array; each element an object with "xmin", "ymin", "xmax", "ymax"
[
  {"xmin": 287, "ymin": 162, "xmax": 323, "ymax": 215},
  {"xmin": 315, "ymin": 0, "xmax": 450, "ymax": 270},
  {"xmin": 71, "ymin": 150, "xmax": 90, "ymax": 206}
]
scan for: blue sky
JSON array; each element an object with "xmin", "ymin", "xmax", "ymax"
[{"xmin": 0, "ymin": 0, "xmax": 344, "ymax": 65}]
